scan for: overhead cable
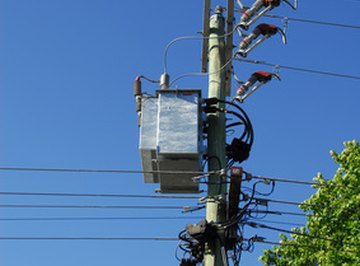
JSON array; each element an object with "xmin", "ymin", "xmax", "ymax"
[
  {"xmin": 164, "ymin": 25, "xmax": 240, "ymax": 73},
  {"xmin": 248, "ymin": 174, "xmax": 360, "ymax": 189},
  {"xmin": 236, "ymin": 58, "xmax": 360, "ymax": 80},
  {"xmin": 0, "ymin": 191, "xmax": 200, "ymax": 200},
  {"xmin": 0, "ymin": 216, "xmax": 203, "ymax": 222},
  {"xmin": 169, "ymin": 55, "xmax": 235, "ymax": 86},
  {"xmin": 254, "ymin": 197, "xmax": 312, "ymax": 207},
  {"xmin": 0, "ymin": 167, "xmax": 210, "ymax": 176},
  {"xmin": 249, "ymin": 209, "xmax": 306, "ymax": 217},
  {"xmin": 244, "ymin": 237, "xmax": 322, "ymax": 250},
  {"xmin": 246, "ymin": 221, "xmax": 356, "ymax": 246},
  {"xmin": 0, "ymin": 204, "xmax": 187, "ymax": 210},
  {"xmin": 0, "ymin": 237, "xmax": 178, "ymax": 241},
  {"xmin": 263, "ymin": 13, "xmax": 360, "ymax": 30},
  {"xmin": 248, "ymin": 219, "xmax": 304, "ymax": 227}
]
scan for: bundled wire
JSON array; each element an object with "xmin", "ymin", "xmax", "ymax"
[{"xmin": 202, "ymin": 98, "xmax": 254, "ymax": 167}]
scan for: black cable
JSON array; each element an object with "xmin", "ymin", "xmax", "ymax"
[
  {"xmin": 249, "ymin": 209, "xmax": 307, "ymax": 217},
  {"xmin": 263, "ymin": 13, "xmax": 360, "ymax": 30},
  {"xmin": 0, "ymin": 167, "xmax": 210, "ymax": 176},
  {"xmin": 0, "ymin": 237, "xmax": 178, "ymax": 241},
  {"xmin": 244, "ymin": 237, "xmax": 323, "ymax": 250},
  {"xmin": 254, "ymin": 197, "xmax": 312, "ymax": 207},
  {"xmin": 248, "ymin": 219, "xmax": 304, "ymax": 227},
  {"xmin": 0, "ymin": 191, "xmax": 200, "ymax": 200},
  {"xmin": 236, "ymin": 58, "xmax": 360, "ymax": 81},
  {"xmin": 138, "ymin": 75, "xmax": 160, "ymax": 84},
  {"xmin": 244, "ymin": 173, "xmax": 360, "ymax": 189},
  {"xmin": 0, "ymin": 216, "xmax": 203, "ymax": 222},
  {"xmin": 245, "ymin": 221, "xmax": 357, "ymax": 246},
  {"xmin": 0, "ymin": 204, "xmax": 188, "ymax": 210}
]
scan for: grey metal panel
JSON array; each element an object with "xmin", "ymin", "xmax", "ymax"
[
  {"xmin": 156, "ymin": 90, "xmax": 202, "ymax": 193},
  {"xmin": 140, "ymin": 149, "xmax": 159, "ymax": 183},
  {"xmin": 158, "ymin": 157, "xmax": 200, "ymax": 193},
  {"xmin": 139, "ymin": 97, "xmax": 158, "ymax": 150},
  {"xmin": 157, "ymin": 90, "xmax": 201, "ymax": 155},
  {"xmin": 139, "ymin": 97, "xmax": 159, "ymax": 183}
]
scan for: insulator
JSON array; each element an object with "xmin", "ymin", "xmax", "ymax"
[{"xmin": 134, "ymin": 76, "xmax": 142, "ymax": 96}]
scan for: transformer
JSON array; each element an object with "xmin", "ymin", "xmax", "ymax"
[{"xmin": 138, "ymin": 89, "xmax": 203, "ymax": 193}]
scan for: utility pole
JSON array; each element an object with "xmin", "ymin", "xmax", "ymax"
[{"xmin": 204, "ymin": 6, "xmax": 227, "ymax": 266}]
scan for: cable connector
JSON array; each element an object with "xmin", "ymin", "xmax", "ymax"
[
  {"xmin": 226, "ymin": 138, "xmax": 251, "ymax": 163},
  {"xmin": 244, "ymin": 171, "xmax": 253, "ymax": 181},
  {"xmin": 255, "ymin": 198, "xmax": 269, "ymax": 206},
  {"xmin": 250, "ymin": 235, "xmax": 266, "ymax": 243},
  {"xmin": 186, "ymin": 219, "xmax": 217, "ymax": 242},
  {"xmin": 234, "ymin": 71, "xmax": 280, "ymax": 102}
]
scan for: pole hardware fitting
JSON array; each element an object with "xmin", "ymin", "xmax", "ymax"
[
  {"xmin": 234, "ymin": 71, "xmax": 280, "ymax": 102},
  {"xmin": 180, "ymin": 258, "xmax": 198, "ymax": 266},
  {"xmin": 243, "ymin": 171, "xmax": 253, "ymax": 181},
  {"xmin": 254, "ymin": 198, "xmax": 269, "ymax": 206},
  {"xmin": 182, "ymin": 205, "xmax": 206, "ymax": 213},
  {"xmin": 238, "ymin": 0, "xmax": 298, "ymax": 30},
  {"xmin": 230, "ymin": 166, "xmax": 243, "ymax": 178},
  {"xmin": 237, "ymin": 23, "xmax": 287, "ymax": 57},
  {"xmin": 186, "ymin": 219, "xmax": 218, "ymax": 243}
]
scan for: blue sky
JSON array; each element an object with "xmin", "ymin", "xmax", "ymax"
[{"xmin": 1, "ymin": 0, "xmax": 359, "ymax": 265}]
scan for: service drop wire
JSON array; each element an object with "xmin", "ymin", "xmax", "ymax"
[
  {"xmin": 163, "ymin": 24, "xmax": 241, "ymax": 74},
  {"xmin": 169, "ymin": 55, "xmax": 236, "ymax": 87}
]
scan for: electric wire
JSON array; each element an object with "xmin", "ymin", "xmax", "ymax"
[
  {"xmin": 245, "ymin": 221, "xmax": 358, "ymax": 246},
  {"xmin": 2, "ymin": 167, "xmax": 358, "ymax": 190},
  {"xmin": 0, "ymin": 216, "xmax": 203, "ymax": 222},
  {"xmin": 249, "ymin": 209, "xmax": 306, "ymax": 217},
  {"xmin": 263, "ymin": 13, "xmax": 360, "ymax": 30},
  {"xmin": 0, "ymin": 204, "xmax": 188, "ymax": 210},
  {"xmin": 254, "ymin": 197, "xmax": 312, "ymax": 207},
  {"xmin": 243, "ymin": 237, "xmax": 324, "ymax": 250},
  {"xmin": 164, "ymin": 24, "xmax": 240, "ymax": 73},
  {"xmin": 245, "ymin": 173, "xmax": 360, "ymax": 189},
  {"xmin": 0, "ymin": 191, "xmax": 200, "ymax": 200},
  {"xmin": 137, "ymin": 75, "xmax": 160, "ymax": 84},
  {"xmin": 0, "ymin": 167, "xmax": 210, "ymax": 176},
  {"xmin": 236, "ymin": 58, "xmax": 360, "ymax": 80},
  {"xmin": 169, "ymin": 55, "xmax": 235, "ymax": 86},
  {"xmin": 0, "ymin": 237, "xmax": 179, "ymax": 241},
  {"xmin": 248, "ymin": 219, "xmax": 304, "ymax": 227}
]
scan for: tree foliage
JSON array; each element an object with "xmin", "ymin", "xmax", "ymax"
[{"xmin": 259, "ymin": 141, "xmax": 360, "ymax": 266}]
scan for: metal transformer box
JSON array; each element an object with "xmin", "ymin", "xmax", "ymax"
[{"xmin": 139, "ymin": 89, "xmax": 203, "ymax": 193}]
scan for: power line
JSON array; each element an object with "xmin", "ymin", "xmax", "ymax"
[
  {"xmin": 244, "ymin": 237, "xmax": 323, "ymax": 250},
  {"xmin": 248, "ymin": 219, "xmax": 304, "ymax": 227},
  {"xmin": 0, "ymin": 216, "xmax": 203, "ymax": 222},
  {"xmin": 0, "ymin": 167, "xmax": 210, "ymax": 176},
  {"xmin": 249, "ymin": 209, "xmax": 306, "ymax": 217},
  {"xmin": 263, "ymin": 13, "xmax": 360, "ymax": 30},
  {"xmin": 246, "ymin": 174, "xmax": 360, "ymax": 189},
  {"xmin": 254, "ymin": 197, "xmax": 312, "ymax": 207},
  {"xmin": 246, "ymin": 221, "xmax": 354, "ymax": 246},
  {"xmin": 249, "ymin": 209, "xmax": 359, "ymax": 223},
  {"xmin": 0, "ymin": 204, "xmax": 188, "ymax": 210},
  {"xmin": 0, "ymin": 191, "xmax": 200, "ymax": 200},
  {"xmin": 0, "ymin": 237, "xmax": 178, "ymax": 241},
  {"xmin": 236, "ymin": 58, "xmax": 360, "ymax": 80}
]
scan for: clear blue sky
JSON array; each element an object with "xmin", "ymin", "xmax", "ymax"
[{"xmin": 1, "ymin": 0, "xmax": 359, "ymax": 265}]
